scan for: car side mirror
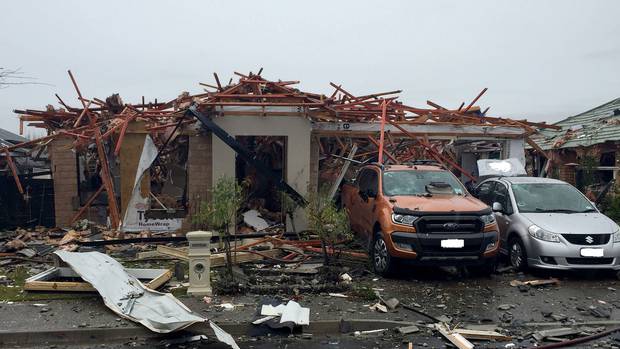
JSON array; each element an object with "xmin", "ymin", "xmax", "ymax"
[
  {"xmin": 492, "ymin": 202, "xmax": 503, "ymax": 213},
  {"xmin": 359, "ymin": 190, "xmax": 369, "ymax": 201}
]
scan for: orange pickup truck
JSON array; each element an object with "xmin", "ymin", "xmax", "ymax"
[{"xmin": 341, "ymin": 162, "xmax": 500, "ymax": 275}]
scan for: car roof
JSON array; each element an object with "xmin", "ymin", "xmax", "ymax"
[
  {"xmin": 382, "ymin": 164, "xmax": 444, "ymax": 171},
  {"xmin": 485, "ymin": 176, "xmax": 568, "ymax": 185}
]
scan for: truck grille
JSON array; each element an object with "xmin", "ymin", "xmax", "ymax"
[
  {"xmin": 415, "ymin": 216, "xmax": 483, "ymax": 234},
  {"xmin": 411, "ymin": 216, "xmax": 487, "ymax": 256},
  {"xmin": 562, "ymin": 234, "xmax": 610, "ymax": 246}
]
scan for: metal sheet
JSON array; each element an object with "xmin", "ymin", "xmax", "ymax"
[
  {"xmin": 54, "ymin": 251, "xmax": 240, "ymax": 348},
  {"xmin": 55, "ymin": 250, "xmax": 204, "ymax": 333}
]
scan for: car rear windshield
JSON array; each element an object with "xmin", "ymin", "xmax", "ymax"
[
  {"xmin": 382, "ymin": 170, "xmax": 465, "ymax": 196},
  {"xmin": 511, "ymin": 183, "xmax": 596, "ymax": 213}
]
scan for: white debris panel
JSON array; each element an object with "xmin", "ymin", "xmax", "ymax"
[
  {"xmin": 54, "ymin": 251, "xmax": 240, "ymax": 349},
  {"xmin": 477, "ymin": 158, "xmax": 526, "ymax": 177}
]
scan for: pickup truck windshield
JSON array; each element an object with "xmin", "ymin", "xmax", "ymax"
[
  {"xmin": 511, "ymin": 183, "xmax": 596, "ymax": 213},
  {"xmin": 383, "ymin": 170, "xmax": 465, "ymax": 196}
]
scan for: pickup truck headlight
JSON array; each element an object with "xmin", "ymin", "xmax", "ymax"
[
  {"xmin": 480, "ymin": 214, "xmax": 496, "ymax": 225},
  {"xmin": 392, "ymin": 213, "xmax": 418, "ymax": 226},
  {"xmin": 528, "ymin": 224, "xmax": 560, "ymax": 243}
]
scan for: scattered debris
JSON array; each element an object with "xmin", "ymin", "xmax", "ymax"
[
  {"xmin": 280, "ymin": 300, "xmax": 310, "ymax": 326},
  {"xmin": 435, "ymin": 323, "xmax": 475, "ymax": 349},
  {"xmin": 510, "ymin": 278, "xmax": 559, "ymax": 287},
  {"xmin": 370, "ymin": 302, "xmax": 388, "ymax": 313},
  {"xmin": 242, "ymin": 210, "xmax": 270, "ymax": 231},
  {"xmin": 354, "ymin": 329, "xmax": 388, "ymax": 336},
  {"xmin": 397, "ymin": 325, "xmax": 420, "ymax": 334}
]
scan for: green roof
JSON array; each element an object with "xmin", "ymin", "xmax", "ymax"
[{"xmin": 531, "ymin": 97, "xmax": 620, "ymax": 150}]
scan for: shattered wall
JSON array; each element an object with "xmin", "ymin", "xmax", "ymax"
[
  {"xmin": 211, "ymin": 112, "xmax": 312, "ymax": 231},
  {"xmin": 183, "ymin": 131, "xmax": 212, "ymax": 231},
  {"xmin": 50, "ymin": 137, "xmax": 78, "ymax": 227}
]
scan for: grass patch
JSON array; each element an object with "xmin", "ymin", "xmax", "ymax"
[{"xmin": 350, "ymin": 283, "xmax": 378, "ymax": 301}]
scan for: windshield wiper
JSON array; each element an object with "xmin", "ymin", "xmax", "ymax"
[
  {"xmin": 534, "ymin": 208, "xmax": 581, "ymax": 213},
  {"xmin": 577, "ymin": 208, "xmax": 597, "ymax": 213}
]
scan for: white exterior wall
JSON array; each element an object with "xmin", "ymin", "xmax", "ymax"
[
  {"xmin": 504, "ymin": 138, "xmax": 526, "ymax": 166},
  {"xmin": 211, "ymin": 113, "xmax": 312, "ymax": 231}
]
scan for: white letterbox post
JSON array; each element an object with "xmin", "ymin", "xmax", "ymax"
[{"xmin": 186, "ymin": 230, "xmax": 213, "ymax": 296}]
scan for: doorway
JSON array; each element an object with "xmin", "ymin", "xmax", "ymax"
[{"xmin": 235, "ymin": 136, "xmax": 287, "ymax": 231}]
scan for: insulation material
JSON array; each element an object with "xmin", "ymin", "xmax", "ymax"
[
  {"xmin": 121, "ymin": 135, "xmax": 182, "ymax": 232},
  {"xmin": 54, "ymin": 251, "xmax": 239, "ymax": 348}
]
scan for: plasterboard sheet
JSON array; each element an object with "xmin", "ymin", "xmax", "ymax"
[{"xmin": 279, "ymin": 300, "xmax": 310, "ymax": 326}]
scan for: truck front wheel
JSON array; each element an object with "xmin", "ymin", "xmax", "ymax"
[{"xmin": 372, "ymin": 234, "xmax": 394, "ymax": 275}]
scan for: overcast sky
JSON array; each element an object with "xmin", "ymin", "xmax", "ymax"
[{"xmin": 1, "ymin": 0, "xmax": 619, "ymax": 136}]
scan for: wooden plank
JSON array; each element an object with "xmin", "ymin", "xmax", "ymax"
[
  {"xmin": 156, "ymin": 245, "xmax": 189, "ymax": 261},
  {"xmin": 454, "ymin": 329, "xmax": 512, "ymax": 341},
  {"xmin": 4, "ymin": 149, "xmax": 24, "ymax": 194},
  {"xmin": 155, "ymin": 245, "xmax": 281, "ymax": 266},
  {"xmin": 24, "ymin": 267, "xmax": 172, "ymax": 292},
  {"xmin": 436, "ymin": 323, "xmax": 475, "ymax": 349},
  {"xmin": 145, "ymin": 269, "xmax": 173, "ymax": 290},
  {"xmin": 211, "ymin": 249, "xmax": 280, "ymax": 267},
  {"xmin": 328, "ymin": 144, "xmax": 358, "ymax": 200},
  {"xmin": 526, "ymin": 137, "xmax": 550, "ymax": 160}
]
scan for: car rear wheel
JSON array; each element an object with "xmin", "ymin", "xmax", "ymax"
[
  {"xmin": 372, "ymin": 234, "xmax": 394, "ymax": 275},
  {"xmin": 508, "ymin": 236, "xmax": 528, "ymax": 271}
]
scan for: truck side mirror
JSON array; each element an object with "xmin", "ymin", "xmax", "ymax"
[{"xmin": 492, "ymin": 202, "xmax": 503, "ymax": 213}]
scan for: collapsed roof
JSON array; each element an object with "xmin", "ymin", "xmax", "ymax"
[
  {"xmin": 2, "ymin": 69, "xmax": 558, "ymax": 229},
  {"xmin": 529, "ymin": 97, "xmax": 620, "ymax": 150}
]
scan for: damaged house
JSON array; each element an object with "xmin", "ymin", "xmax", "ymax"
[
  {"xmin": 4, "ymin": 70, "xmax": 555, "ymax": 234},
  {"xmin": 528, "ymin": 97, "xmax": 620, "ymax": 194}
]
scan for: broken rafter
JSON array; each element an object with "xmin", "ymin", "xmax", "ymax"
[
  {"xmin": 70, "ymin": 184, "xmax": 104, "ymax": 224},
  {"xmin": 3, "ymin": 148, "xmax": 24, "ymax": 194}
]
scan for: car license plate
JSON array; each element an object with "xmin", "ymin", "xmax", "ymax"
[
  {"xmin": 441, "ymin": 239, "xmax": 464, "ymax": 248},
  {"xmin": 580, "ymin": 248, "xmax": 604, "ymax": 257}
]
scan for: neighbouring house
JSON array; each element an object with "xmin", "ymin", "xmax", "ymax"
[
  {"xmin": 528, "ymin": 97, "xmax": 620, "ymax": 193},
  {"xmin": 0, "ymin": 127, "xmax": 54, "ymax": 228}
]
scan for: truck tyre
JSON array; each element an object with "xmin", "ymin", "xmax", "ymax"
[
  {"xmin": 508, "ymin": 236, "xmax": 528, "ymax": 271},
  {"xmin": 372, "ymin": 233, "xmax": 394, "ymax": 275}
]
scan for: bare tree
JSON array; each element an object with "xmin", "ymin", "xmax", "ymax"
[{"xmin": 0, "ymin": 67, "xmax": 50, "ymax": 88}]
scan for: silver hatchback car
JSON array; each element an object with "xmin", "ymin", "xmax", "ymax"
[{"xmin": 474, "ymin": 176, "xmax": 620, "ymax": 272}]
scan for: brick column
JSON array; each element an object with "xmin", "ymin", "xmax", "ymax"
[
  {"xmin": 50, "ymin": 137, "xmax": 78, "ymax": 227},
  {"xmin": 182, "ymin": 132, "xmax": 212, "ymax": 232}
]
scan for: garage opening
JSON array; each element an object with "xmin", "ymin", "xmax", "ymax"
[{"xmin": 235, "ymin": 136, "xmax": 286, "ymax": 232}]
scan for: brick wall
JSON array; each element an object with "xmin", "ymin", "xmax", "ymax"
[
  {"xmin": 182, "ymin": 132, "xmax": 212, "ymax": 232},
  {"xmin": 559, "ymin": 165, "xmax": 576, "ymax": 185},
  {"xmin": 50, "ymin": 137, "xmax": 78, "ymax": 227}
]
